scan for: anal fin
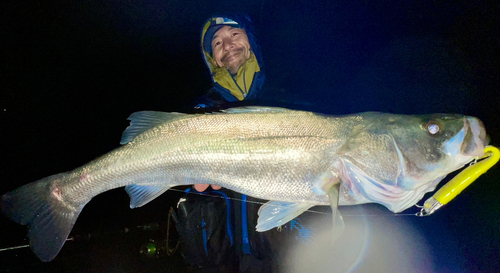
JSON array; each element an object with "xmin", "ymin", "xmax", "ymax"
[
  {"xmin": 256, "ymin": 201, "xmax": 314, "ymax": 232},
  {"xmin": 125, "ymin": 185, "xmax": 170, "ymax": 208}
]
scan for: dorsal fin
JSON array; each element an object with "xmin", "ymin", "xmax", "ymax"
[{"xmin": 120, "ymin": 111, "xmax": 188, "ymax": 144}]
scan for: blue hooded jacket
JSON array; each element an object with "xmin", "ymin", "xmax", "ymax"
[{"xmin": 195, "ymin": 14, "xmax": 265, "ymax": 109}]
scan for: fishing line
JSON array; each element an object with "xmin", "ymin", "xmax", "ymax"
[
  {"xmin": 0, "ymin": 189, "xmax": 418, "ymax": 253},
  {"xmin": 0, "ymin": 244, "xmax": 29, "ymax": 251},
  {"xmin": 0, "ymin": 238, "xmax": 73, "ymax": 252},
  {"xmin": 169, "ymin": 188, "xmax": 419, "ymax": 217}
]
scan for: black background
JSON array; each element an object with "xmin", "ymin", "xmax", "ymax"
[{"xmin": 1, "ymin": 0, "xmax": 499, "ymax": 272}]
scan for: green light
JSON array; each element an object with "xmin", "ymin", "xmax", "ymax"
[{"xmin": 140, "ymin": 242, "xmax": 157, "ymax": 257}]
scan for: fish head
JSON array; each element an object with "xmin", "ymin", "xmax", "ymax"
[{"xmin": 337, "ymin": 113, "xmax": 488, "ymax": 212}]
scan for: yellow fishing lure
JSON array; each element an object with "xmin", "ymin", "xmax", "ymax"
[{"xmin": 418, "ymin": 146, "xmax": 499, "ymax": 216}]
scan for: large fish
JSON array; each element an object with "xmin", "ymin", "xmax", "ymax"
[{"xmin": 1, "ymin": 107, "xmax": 488, "ymax": 261}]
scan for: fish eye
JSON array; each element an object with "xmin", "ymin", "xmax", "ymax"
[{"xmin": 427, "ymin": 122, "xmax": 440, "ymax": 135}]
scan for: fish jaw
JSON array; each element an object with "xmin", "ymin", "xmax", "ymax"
[
  {"xmin": 438, "ymin": 117, "xmax": 488, "ymax": 173},
  {"xmin": 461, "ymin": 117, "xmax": 488, "ymax": 157}
]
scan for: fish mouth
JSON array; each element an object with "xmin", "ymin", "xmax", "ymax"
[{"xmin": 461, "ymin": 117, "xmax": 489, "ymax": 157}]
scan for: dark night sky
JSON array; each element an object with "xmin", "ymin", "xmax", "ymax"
[{"xmin": 1, "ymin": 0, "xmax": 500, "ymax": 272}]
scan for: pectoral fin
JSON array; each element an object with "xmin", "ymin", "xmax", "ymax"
[
  {"xmin": 256, "ymin": 201, "xmax": 314, "ymax": 232},
  {"xmin": 312, "ymin": 169, "xmax": 345, "ymax": 242},
  {"xmin": 328, "ymin": 183, "xmax": 345, "ymax": 243}
]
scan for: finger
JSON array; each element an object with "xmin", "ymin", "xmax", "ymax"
[
  {"xmin": 211, "ymin": 185, "xmax": 222, "ymax": 190},
  {"xmin": 194, "ymin": 184, "xmax": 210, "ymax": 192}
]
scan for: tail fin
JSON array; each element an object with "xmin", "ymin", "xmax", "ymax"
[{"xmin": 1, "ymin": 173, "xmax": 86, "ymax": 262}]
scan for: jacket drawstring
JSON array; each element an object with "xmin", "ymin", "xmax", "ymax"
[{"xmin": 229, "ymin": 68, "xmax": 247, "ymax": 99}]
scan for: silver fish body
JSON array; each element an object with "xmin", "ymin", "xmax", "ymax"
[{"xmin": 1, "ymin": 107, "xmax": 488, "ymax": 261}]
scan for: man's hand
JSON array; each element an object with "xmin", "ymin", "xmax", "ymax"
[{"xmin": 194, "ymin": 184, "xmax": 222, "ymax": 192}]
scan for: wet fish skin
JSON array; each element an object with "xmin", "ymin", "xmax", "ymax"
[{"xmin": 1, "ymin": 107, "xmax": 488, "ymax": 261}]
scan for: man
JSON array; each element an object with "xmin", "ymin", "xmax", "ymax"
[
  {"xmin": 194, "ymin": 15, "xmax": 265, "ymax": 109},
  {"xmin": 176, "ymin": 15, "xmax": 283, "ymax": 272},
  {"xmin": 194, "ymin": 15, "xmax": 266, "ymax": 192}
]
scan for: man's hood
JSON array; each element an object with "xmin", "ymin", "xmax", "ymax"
[{"xmin": 200, "ymin": 14, "xmax": 264, "ymax": 81}]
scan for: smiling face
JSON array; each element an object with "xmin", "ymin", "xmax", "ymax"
[{"xmin": 211, "ymin": 26, "xmax": 252, "ymax": 74}]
